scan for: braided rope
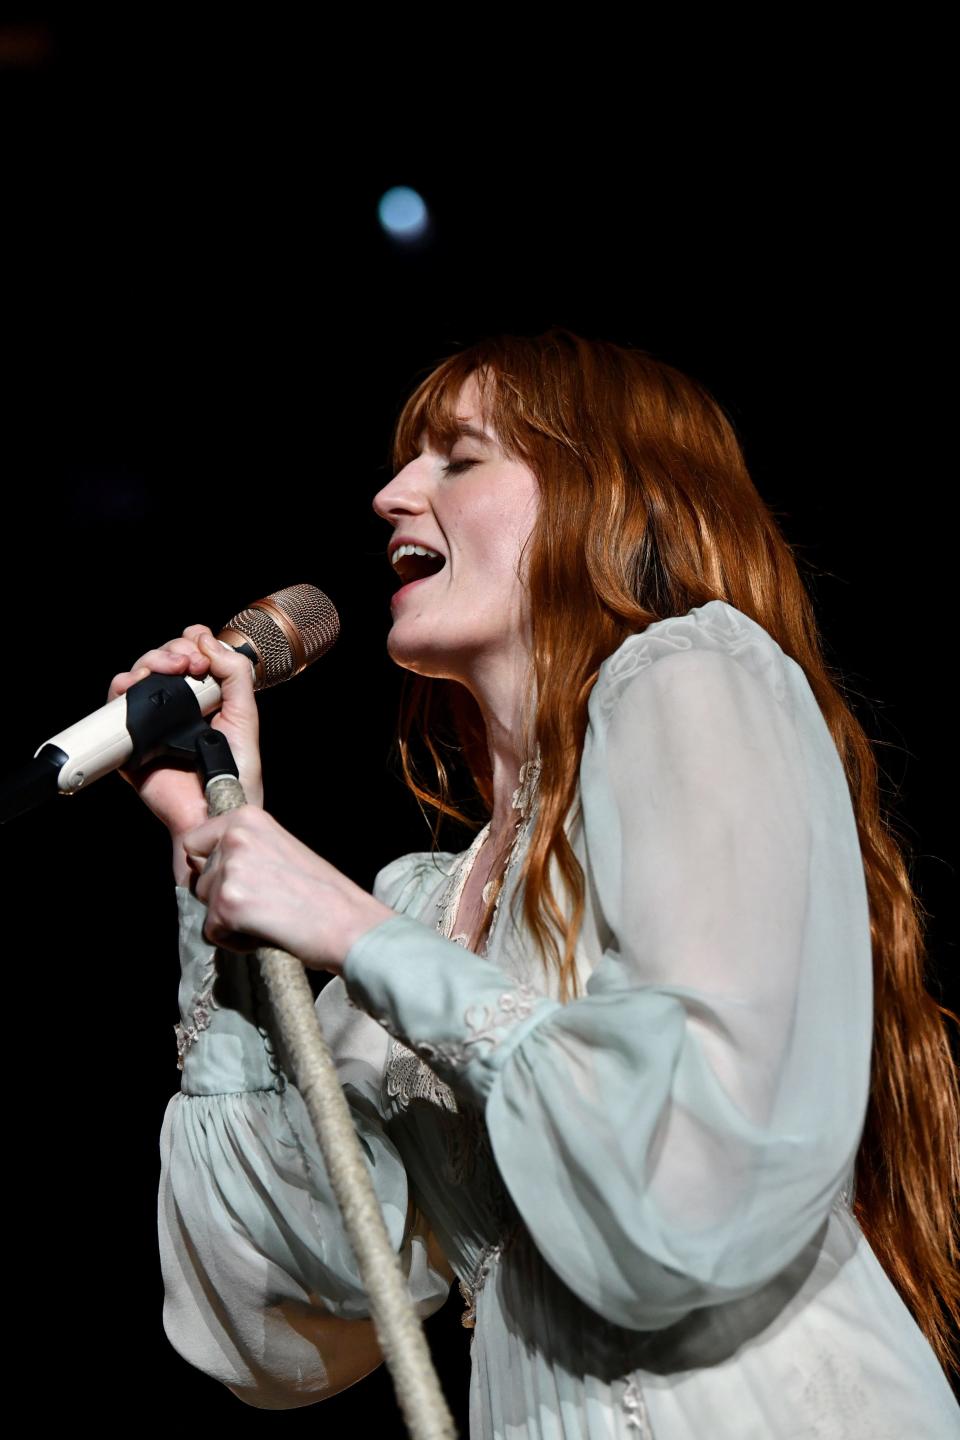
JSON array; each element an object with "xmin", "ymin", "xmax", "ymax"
[{"xmin": 206, "ymin": 775, "xmax": 456, "ymax": 1439}]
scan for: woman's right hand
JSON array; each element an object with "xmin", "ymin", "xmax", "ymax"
[{"xmin": 106, "ymin": 625, "xmax": 265, "ymax": 843}]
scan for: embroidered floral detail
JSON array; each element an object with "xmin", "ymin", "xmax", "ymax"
[
  {"xmin": 621, "ymin": 1376, "xmax": 654, "ymax": 1437},
  {"xmin": 173, "ymin": 961, "xmax": 220, "ymax": 1070},
  {"xmin": 174, "ymin": 949, "xmax": 287, "ymax": 1091},
  {"xmin": 789, "ymin": 1352, "xmax": 896, "ymax": 1440},
  {"xmin": 595, "ymin": 602, "xmax": 788, "ymax": 720},
  {"xmin": 412, "ymin": 982, "xmax": 540, "ymax": 1074},
  {"xmin": 383, "ymin": 751, "xmax": 542, "ymax": 1113}
]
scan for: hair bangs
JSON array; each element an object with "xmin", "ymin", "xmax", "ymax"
[{"xmin": 391, "ymin": 353, "xmax": 499, "ymax": 471}]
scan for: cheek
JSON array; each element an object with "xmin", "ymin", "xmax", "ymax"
[
  {"xmin": 463, "ymin": 535, "xmax": 528, "ymax": 600},
  {"xmin": 467, "ymin": 504, "xmax": 535, "ymax": 577}
]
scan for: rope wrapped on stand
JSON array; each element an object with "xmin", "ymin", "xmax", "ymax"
[{"xmin": 205, "ymin": 773, "xmax": 457, "ymax": 1440}]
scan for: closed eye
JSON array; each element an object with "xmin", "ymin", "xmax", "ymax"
[{"xmin": 441, "ymin": 459, "xmax": 477, "ymax": 475}]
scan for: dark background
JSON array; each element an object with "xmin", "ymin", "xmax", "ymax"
[{"xmin": 3, "ymin": 17, "xmax": 953, "ymax": 1428}]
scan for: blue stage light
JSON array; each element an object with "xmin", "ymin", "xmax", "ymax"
[{"xmin": 378, "ymin": 186, "xmax": 429, "ymax": 241}]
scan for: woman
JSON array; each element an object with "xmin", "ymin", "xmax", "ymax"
[{"xmin": 111, "ymin": 329, "xmax": 960, "ymax": 1435}]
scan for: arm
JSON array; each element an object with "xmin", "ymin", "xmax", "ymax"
[
  {"xmin": 340, "ymin": 642, "xmax": 874, "ymax": 1330},
  {"xmin": 159, "ymin": 884, "xmax": 453, "ymax": 1410}
]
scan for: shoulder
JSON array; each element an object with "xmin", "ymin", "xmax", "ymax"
[
  {"xmin": 588, "ymin": 599, "xmax": 792, "ymax": 727},
  {"xmin": 370, "ymin": 848, "xmax": 460, "ymax": 914}
]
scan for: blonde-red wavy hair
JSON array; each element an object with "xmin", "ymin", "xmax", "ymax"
[{"xmin": 388, "ymin": 326, "xmax": 959, "ymax": 1376}]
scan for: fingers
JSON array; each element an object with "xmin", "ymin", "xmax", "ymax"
[
  {"xmin": 196, "ymin": 633, "xmax": 257, "ymax": 706},
  {"xmin": 108, "ymin": 665, "xmax": 151, "ymax": 701},
  {"xmin": 184, "ymin": 847, "xmax": 204, "ymax": 873},
  {"xmin": 182, "ymin": 808, "xmax": 257, "ymax": 859},
  {"xmin": 107, "ymin": 630, "xmax": 215, "ymax": 703},
  {"xmin": 181, "ymin": 812, "xmax": 220, "ymax": 856}
]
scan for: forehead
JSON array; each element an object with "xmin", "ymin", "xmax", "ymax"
[
  {"xmin": 417, "ymin": 373, "xmax": 497, "ymax": 452},
  {"xmin": 454, "ymin": 372, "xmax": 484, "ymax": 419}
]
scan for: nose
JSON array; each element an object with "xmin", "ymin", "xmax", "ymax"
[{"xmin": 372, "ymin": 458, "xmax": 431, "ymax": 526}]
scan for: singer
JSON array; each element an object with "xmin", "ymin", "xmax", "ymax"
[{"xmin": 111, "ymin": 330, "xmax": 959, "ymax": 1435}]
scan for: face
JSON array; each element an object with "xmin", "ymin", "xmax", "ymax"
[{"xmin": 372, "ymin": 374, "xmax": 539, "ymax": 686}]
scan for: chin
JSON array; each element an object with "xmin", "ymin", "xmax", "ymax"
[{"xmin": 386, "ymin": 625, "xmax": 463, "ymax": 682}]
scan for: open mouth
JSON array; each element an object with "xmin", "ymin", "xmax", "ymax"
[{"xmin": 391, "ymin": 550, "xmax": 446, "ymax": 587}]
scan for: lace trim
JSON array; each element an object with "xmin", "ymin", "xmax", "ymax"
[
  {"xmin": 385, "ymin": 1037, "xmax": 459, "ymax": 1114},
  {"xmin": 621, "ymin": 1376, "xmax": 655, "ymax": 1437},
  {"xmin": 174, "ymin": 957, "xmax": 220, "ymax": 1071},
  {"xmin": 432, "ymin": 752, "xmax": 542, "ymax": 948},
  {"xmin": 383, "ymin": 753, "xmax": 541, "ymax": 1112},
  {"xmin": 457, "ymin": 1222, "xmax": 521, "ymax": 1329},
  {"xmin": 174, "ymin": 950, "xmax": 287, "ymax": 1091},
  {"xmin": 433, "ymin": 822, "xmax": 493, "ymax": 950}
]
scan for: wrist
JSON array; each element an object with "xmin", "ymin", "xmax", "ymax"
[{"xmin": 327, "ymin": 891, "xmax": 396, "ymax": 975}]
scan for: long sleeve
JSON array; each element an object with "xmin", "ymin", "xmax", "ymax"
[
  {"xmin": 159, "ymin": 884, "xmax": 453, "ymax": 1409},
  {"xmin": 341, "ymin": 608, "xmax": 874, "ymax": 1332}
]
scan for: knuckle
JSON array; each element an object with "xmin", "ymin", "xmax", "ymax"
[
  {"xmin": 223, "ymin": 824, "xmax": 247, "ymax": 851},
  {"xmin": 219, "ymin": 881, "xmax": 243, "ymax": 914}
]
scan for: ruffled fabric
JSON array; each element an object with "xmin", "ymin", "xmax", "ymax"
[
  {"xmin": 160, "ymin": 598, "xmax": 960, "ymax": 1434},
  {"xmin": 159, "ymin": 886, "xmax": 452, "ymax": 1406}
]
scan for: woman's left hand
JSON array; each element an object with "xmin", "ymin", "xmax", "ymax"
[{"xmin": 180, "ymin": 807, "xmax": 396, "ymax": 975}]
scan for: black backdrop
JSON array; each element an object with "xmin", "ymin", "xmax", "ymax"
[{"xmin": 3, "ymin": 18, "xmax": 953, "ymax": 1429}]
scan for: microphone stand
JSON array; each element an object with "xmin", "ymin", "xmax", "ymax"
[{"xmin": 184, "ymin": 719, "xmax": 456, "ymax": 1440}]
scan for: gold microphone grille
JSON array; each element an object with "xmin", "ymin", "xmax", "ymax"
[{"xmin": 222, "ymin": 584, "xmax": 340, "ymax": 688}]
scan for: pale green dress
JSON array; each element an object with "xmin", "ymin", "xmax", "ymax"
[{"xmin": 158, "ymin": 599, "xmax": 960, "ymax": 1436}]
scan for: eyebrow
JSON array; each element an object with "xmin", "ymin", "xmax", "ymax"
[
  {"xmin": 414, "ymin": 420, "xmax": 496, "ymax": 458},
  {"xmin": 452, "ymin": 422, "xmax": 495, "ymax": 447}
]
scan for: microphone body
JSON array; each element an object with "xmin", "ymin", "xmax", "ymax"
[
  {"xmin": 0, "ymin": 583, "xmax": 338, "ymax": 823},
  {"xmin": 44, "ymin": 661, "xmax": 233, "ymax": 795}
]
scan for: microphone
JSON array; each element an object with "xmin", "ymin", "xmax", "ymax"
[{"xmin": 0, "ymin": 584, "xmax": 339, "ymax": 824}]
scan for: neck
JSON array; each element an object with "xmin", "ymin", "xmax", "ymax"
[{"xmin": 459, "ymin": 646, "xmax": 537, "ymax": 847}]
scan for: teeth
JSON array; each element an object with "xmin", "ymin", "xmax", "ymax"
[{"xmin": 391, "ymin": 543, "xmax": 443, "ymax": 568}]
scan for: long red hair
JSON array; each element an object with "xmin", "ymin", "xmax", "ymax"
[{"xmin": 389, "ymin": 326, "xmax": 959, "ymax": 1376}]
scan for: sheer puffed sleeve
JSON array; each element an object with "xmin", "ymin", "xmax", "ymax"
[
  {"xmin": 341, "ymin": 603, "xmax": 874, "ymax": 1331},
  {"xmin": 158, "ymin": 858, "xmax": 453, "ymax": 1410}
]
